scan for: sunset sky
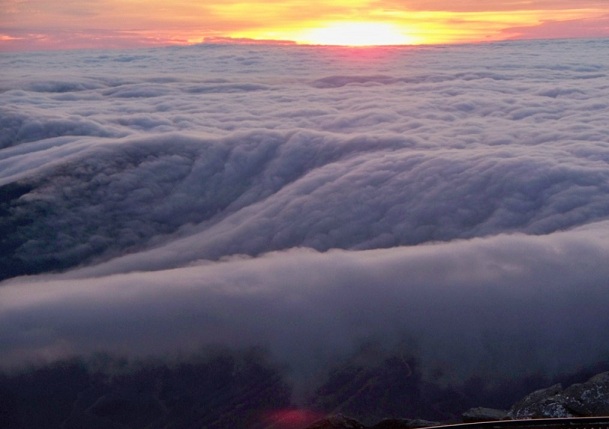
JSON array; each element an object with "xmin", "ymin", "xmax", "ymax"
[{"xmin": 1, "ymin": 0, "xmax": 609, "ymax": 51}]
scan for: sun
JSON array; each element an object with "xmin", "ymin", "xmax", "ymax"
[{"xmin": 297, "ymin": 22, "xmax": 418, "ymax": 46}]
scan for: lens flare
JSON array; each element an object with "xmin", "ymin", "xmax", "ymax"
[{"xmin": 262, "ymin": 409, "xmax": 322, "ymax": 429}]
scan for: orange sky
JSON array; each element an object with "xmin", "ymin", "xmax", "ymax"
[{"xmin": 1, "ymin": 0, "xmax": 608, "ymax": 51}]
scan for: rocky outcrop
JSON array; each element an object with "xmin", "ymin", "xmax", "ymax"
[
  {"xmin": 306, "ymin": 372, "xmax": 609, "ymax": 429},
  {"xmin": 561, "ymin": 372, "xmax": 609, "ymax": 416},
  {"xmin": 507, "ymin": 384, "xmax": 571, "ymax": 419},
  {"xmin": 507, "ymin": 372, "xmax": 609, "ymax": 419},
  {"xmin": 461, "ymin": 407, "xmax": 507, "ymax": 422},
  {"xmin": 370, "ymin": 418, "xmax": 440, "ymax": 428}
]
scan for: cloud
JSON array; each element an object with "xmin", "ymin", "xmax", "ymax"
[
  {"xmin": 0, "ymin": 106, "xmax": 123, "ymax": 149},
  {"xmin": 2, "ymin": 223, "xmax": 609, "ymax": 388},
  {"xmin": 1, "ymin": 39, "xmax": 609, "ymax": 397},
  {"xmin": 503, "ymin": 14, "xmax": 609, "ymax": 41},
  {"xmin": 3, "ymin": 123, "xmax": 609, "ymax": 278},
  {"xmin": 381, "ymin": 0, "xmax": 609, "ymax": 12}
]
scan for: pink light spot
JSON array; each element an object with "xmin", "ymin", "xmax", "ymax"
[{"xmin": 262, "ymin": 408, "xmax": 324, "ymax": 429}]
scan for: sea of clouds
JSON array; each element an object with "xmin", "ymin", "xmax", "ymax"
[{"xmin": 1, "ymin": 38, "xmax": 609, "ymax": 394}]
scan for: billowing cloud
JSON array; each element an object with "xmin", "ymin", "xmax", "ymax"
[
  {"xmin": 1, "ymin": 39, "xmax": 609, "ymax": 400},
  {"xmin": 2, "ymin": 224, "xmax": 609, "ymax": 387}
]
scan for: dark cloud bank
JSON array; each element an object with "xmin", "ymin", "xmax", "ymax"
[{"xmin": 1, "ymin": 38, "xmax": 609, "ymax": 425}]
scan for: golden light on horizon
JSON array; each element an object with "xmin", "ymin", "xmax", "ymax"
[
  {"xmin": 222, "ymin": 5, "xmax": 609, "ymax": 49},
  {"xmin": 294, "ymin": 22, "xmax": 421, "ymax": 46},
  {"xmin": 1, "ymin": 0, "xmax": 609, "ymax": 51},
  {"xmin": 226, "ymin": 10, "xmax": 543, "ymax": 48}
]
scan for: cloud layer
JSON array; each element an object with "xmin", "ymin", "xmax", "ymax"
[
  {"xmin": 2, "ymin": 224, "xmax": 609, "ymax": 386},
  {"xmin": 1, "ymin": 39, "xmax": 609, "ymax": 395}
]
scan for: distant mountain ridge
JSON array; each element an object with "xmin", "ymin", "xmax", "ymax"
[
  {"xmin": 304, "ymin": 372, "xmax": 609, "ymax": 429},
  {"xmin": 1, "ymin": 351, "xmax": 607, "ymax": 429}
]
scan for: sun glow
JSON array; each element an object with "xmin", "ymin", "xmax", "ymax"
[{"xmin": 297, "ymin": 22, "xmax": 419, "ymax": 46}]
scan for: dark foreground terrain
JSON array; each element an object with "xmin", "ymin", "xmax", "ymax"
[
  {"xmin": 304, "ymin": 372, "xmax": 609, "ymax": 429},
  {"xmin": 1, "ymin": 349, "xmax": 607, "ymax": 429}
]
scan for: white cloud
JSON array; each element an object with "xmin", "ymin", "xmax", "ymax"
[
  {"xmin": 2, "ymin": 223, "xmax": 609, "ymax": 386},
  {"xmin": 1, "ymin": 39, "xmax": 609, "ymax": 393}
]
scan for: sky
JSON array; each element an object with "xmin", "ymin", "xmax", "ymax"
[
  {"xmin": 1, "ymin": 0, "xmax": 609, "ymax": 51},
  {"xmin": 1, "ymin": 38, "xmax": 609, "ymax": 400}
]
